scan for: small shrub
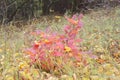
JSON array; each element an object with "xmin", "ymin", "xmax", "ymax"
[{"xmin": 25, "ymin": 14, "xmax": 88, "ymax": 72}]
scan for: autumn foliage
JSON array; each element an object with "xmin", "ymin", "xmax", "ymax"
[{"xmin": 25, "ymin": 14, "xmax": 86, "ymax": 71}]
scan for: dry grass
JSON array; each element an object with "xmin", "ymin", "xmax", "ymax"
[{"xmin": 0, "ymin": 8, "xmax": 120, "ymax": 80}]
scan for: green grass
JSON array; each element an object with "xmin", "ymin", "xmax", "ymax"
[
  {"xmin": 0, "ymin": 8, "xmax": 120, "ymax": 80},
  {"xmin": 81, "ymin": 8, "xmax": 120, "ymax": 52}
]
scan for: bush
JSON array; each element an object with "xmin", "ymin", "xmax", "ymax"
[{"xmin": 24, "ymin": 14, "xmax": 88, "ymax": 72}]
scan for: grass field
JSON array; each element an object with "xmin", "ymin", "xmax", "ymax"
[{"xmin": 0, "ymin": 8, "xmax": 120, "ymax": 80}]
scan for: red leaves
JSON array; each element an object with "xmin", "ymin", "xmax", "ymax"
[
  {"xmin": 52, "ymin": 51, "xmax": 63, "ymax": 57},
  {"xmin": 33, "ymin": 41, "xmax": 40, "ymax": 49},
  {"xmin": 25, "ymin": 14, "xmax": 85, "ymax": 71},
  {"xmin": 64, "ymin": 14, "xmax": 83, "ymax": 40},
  {"xmin": 65, "ymin": 14, "xmax": 83, "ymax": 27},
  {"xmin": 64, "ymin": 25, "xmax": 71, "ymax": 34},
  {"xmin": 96, "ymin": 58, "xmax": 106, "ymax": 64},
  {"xmin": 65, "ymin": 16, "xmax": 78, "ymax": 25}
]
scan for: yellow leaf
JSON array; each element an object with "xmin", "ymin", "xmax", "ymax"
[
  {"xmin": 82, "ymin": 77, "xmax": 90, "ymax": 80},
  {"xmin": 0, "ymin": 48, "xmax": 3, "ymax": 52},
  {"xmin": 83, "ymin": 67, "xmax": 90, "ymax": 76},
  {"xmin": 20, "ymin": 71, "xmax": 33, "ymax": 80},
  {"xmin": 67, "ymin": 77, "xmax": 74, "ymax": 80},
  {"xmin": 105, "ymin": 71, "xmax": 113, "ymax": 76},
  {"xmin": 64, "ymin": 46, "xmax": 71, "ymax": 52},
  {"xmin": 90, "ymin": 76, "xmax": 99, "ymax": 80},
  {"xmin": 18, "ymin": 61, "xmax": 29, "ymax": 69},
  {"xmin": 55, "ymin": 16, "xmax": 61, "ymax": 19},
  {"xmin": 6, "ymin": 77, "xmax": 14, "ymax": 80},
  {"xmin": 98, "ymin": 66, "xmax": 104, "ymax": 73},
  {"xmin": 103, "ymin": 64, "xmax": 112, "ymax": 70},
  {"xmin": 5, "ymin": 75, "xmax": 14, "ymax": 80}
]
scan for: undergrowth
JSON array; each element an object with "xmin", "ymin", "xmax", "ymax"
[{"xmin": 0, "ymin": 8, "xmax": 120, "ymax": 80}]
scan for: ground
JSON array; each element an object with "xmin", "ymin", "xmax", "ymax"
[{"xmin": 0, "ymin": 7, "xmax": 120, "ymax": 80}]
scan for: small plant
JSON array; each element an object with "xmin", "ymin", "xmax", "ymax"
[{"xmin": 25, "ymin": 14, "xmax": 87, "ymax": 72}]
